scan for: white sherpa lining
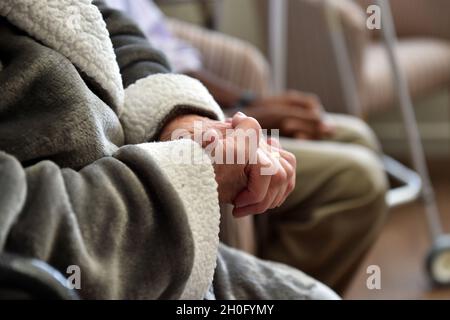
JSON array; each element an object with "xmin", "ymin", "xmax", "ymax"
[
  {"xmin": 0, "ymin": 0, "xmax": 124, "ymax": 109},
  {"xmin": 136, "ymin": 140, "xmax": 220, "ymax": 300},
  {"xmin": 121, "ymin": 74, "xmax": 225, "ymax": 144}
]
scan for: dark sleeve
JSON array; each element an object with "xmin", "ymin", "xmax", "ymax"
[
  {"xmin": 93, "ymin": 0, "xmax": 172, "ymax": 88},
  {"xmin": 0, "ymin": 146, "xmax": 194, "ymax": 299},
  {"xmin": 0, "ymin": 17, "xmax": 124, "ymax": 168},
  {"xmin": 0, "ymin": 17, "xmax": 219, "ymax": 300}
]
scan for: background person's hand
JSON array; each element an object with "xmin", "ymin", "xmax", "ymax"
[{"xmin": 245, "ymin": 90, "xmax": 335, "ymax": 140}]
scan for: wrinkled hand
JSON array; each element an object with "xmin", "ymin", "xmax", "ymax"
[
  {"xmin": 159, "ymin": 113, "xmax": 296, "ymax": 217},
  {"xmin": 229, "ymin": 113, "xmax": 296, "ymax": 217},
  {"xmin": 159, "ymin": 114, "xmax": 231, "ymax": 143},
  {"xmin": 245, "ymin": 90, "xmax": 335, "ymax": 140},
  {"xmin": 159, "ymin": 114, "xmax": 245, "ymax": 204}
]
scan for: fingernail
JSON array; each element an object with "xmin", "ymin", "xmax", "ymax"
[
  {"xmin": 234, "ymin": 200, "xmax": 245, "ymax": 208},
  {"xmin": 258, "ymin": 149, "xmax": 272, "ymax": 166},
  {"xmin": 234, "ymin": 199, "xmax": 250, "ymax": 209},
  {"xmin": 232, "ymin": 207, "xmax": 250, "ymax": 218}
]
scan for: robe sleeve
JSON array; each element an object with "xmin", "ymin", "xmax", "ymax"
[
  {"xmin": 0, "ymin": 14, "xmax": 220, "ymax": 299},
  {"xmin": 94, "ymin": 0, "xmax": 225, "ymax": 144},
  {"xmin": 0, "ymin": 139, "xmax": 220, "ymax": 300}
]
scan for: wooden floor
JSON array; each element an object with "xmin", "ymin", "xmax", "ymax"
[{"xmin": 345, "ymin": 161, "xmax": 450, "ymax": 299}]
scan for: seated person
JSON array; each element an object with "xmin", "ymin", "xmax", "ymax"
[
  {"xmin": 0, "ymin": 0, "xmax": 338, "ymax": 299},
  {"xmin": 105, "ymin": 0, "xmax": 389, "ymax": 293}
]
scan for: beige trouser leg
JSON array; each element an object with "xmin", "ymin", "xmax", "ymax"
[{"xmin": 257, "ymin": 114, "xmax": 388, "ymax": 293}]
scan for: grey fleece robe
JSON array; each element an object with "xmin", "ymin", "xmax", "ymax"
[
  {"xmin": 0, "ymin": 0, "xmax": 224, "ymax": 300},
  {"xmin": 0, "ymin": 0, "xmax": 339, "ymax": 300}
]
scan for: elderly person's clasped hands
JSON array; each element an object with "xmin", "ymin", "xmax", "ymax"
[{"xmin": 159, "ymin": 112, "xmax": 296, "ymax": 218}]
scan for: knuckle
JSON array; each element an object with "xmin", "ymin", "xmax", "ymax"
[
  {"xmin": 245, "ymin": 117, "xmax": 262, "ymax": 130},
  {"xmin": 284, "ymin": 151, "xmax": 296, "ymax": 165},
  {"xmin": 286, "ymin": 90, "xmax": 296, "ymax": 95},
  {"xmin": 251, "ymin": 188, "xmax": 266, "ymax": 204},
  {"xmin": 287, "ymin": 181, "xmax": 295, "ymax": 193},
  {"xmin": 270, "ymin": 171, "xmax": 281, "ymax": 183},
  {"xmin": 255, "ymin": 202, "xmax": 269, "ymax": 214},
  {"xmin": 269, "ymin": 137, "xmax": 281, "ymax": 147},
  {"xmin": 290, "ymin": 90, "xmax": 305, "ymax": 99},
  {"xmin": 305, "ymin": 92, "xmax": 320, "ymax": 103},
  {"xmin": 274, "ymin": 168, "xmax": 287, "ymax": 183},
  {"xmin": 308, "ymin": 93, "xmax": 320, "ymax": 101},
  {"xmin": 286, "ymin": 165, "xmax": 295, "ymax": 179},
  {"xmin": 308, "ymin": 111, "xmax": 322, "ymax": 122}
]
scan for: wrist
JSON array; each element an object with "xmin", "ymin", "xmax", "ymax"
[
  {"xmin": 159, "ymin": 114, "xmax": 207, "ymax": 142},
  {"xmin": 228, "ymin": 91, "xmax": 258, "ymax": 114}
]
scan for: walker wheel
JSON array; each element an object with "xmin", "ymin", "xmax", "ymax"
[{"xmin": 426, "ymin": 235, "xmax": 450, "ymax": 286}]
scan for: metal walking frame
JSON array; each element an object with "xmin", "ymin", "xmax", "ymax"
[{"xmin": 268, "ymin": 0, "xmax": 450, "ymax": 286}]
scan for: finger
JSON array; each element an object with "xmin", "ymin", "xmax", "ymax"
[
  {"xmin": 249, "ymin": 148, "xmax": 286, "ymax": 211},
  {"xmin": 231, "ymin": 111, "xmax": 247, "ymax": 125},
  {"xmin": 286, "ymin": 91, "xmax": 321, "ymax": 109},
  {"xmin": 233, "ymin": 178, "xmax": 279, "ymax": 217},
  {"xmin": 284, "ymin": 172, "xmax": 296, "ymax": 201},
  {"xmin": 232, "ymin": 112, "xmax": 263, "ymax": 164},
  {"xmin": 201, "ymin": 128, "xmax": 220, "ymax": 148},
  {"xmin": 278, "ymin": 148, "xmax": 297, "ymax": 171},
  {"xmin": 290, "ymin": 108, "xmax": 323, "ymax": 123},
  {"xmin": 233, "ymin": 190, "xmax": 277, "ymax": 217},
  {"xmin": 280, "ymin": 105, "xmax": 322, "ymax": 121},
  {"xmin": 264, "ymin": 148, "xmax": 296, "ymax": 209},
  {"xmin": 270, "ymin": 186, "xmax": 286, "ymax": 209},
  {"xmin": 242, "ymin": 148, "xmax": 295, "ymax": 212},
  {"xmin": 206, "ymin": 120, "xmax": 233, "ymax": 138},
  {"xmin": 269, "ymin": 181, "xmax": 287, "ymax": 210},
  {"xmin": 272, "ymin": 157, "xmax": 293, "ymax": 207},
  {"xmin": 262, "ymin": 142, "xmax": 295, "ymax": 171},
  {"xmin": 294, "ymin": 132, "xmax": 310, "ymax": 140},
  {"xmin": 233, "ymin": 170, "xmax": 279, "ymax": 217},
  {"xmin": 279, "ymin": 149, "xmax": 296, "ymax": 200},
  {"xmin": 319, "ymin": 121, "xmax": 336, "ymax": 137},
  {"xmin": 266, "ymin": 137, "xmax": 281, "ymax": 148},
  {"xmin": 264, "ymin": 152, "xmax": 288, "ymax": 208},
  {"xmin": 232, "ymin": 112, "xmax": 262, "ymax": 135},
  {"xmin": 233, "ymin": 149, "xmax": 272, "ymax": 208},
  {"xmin": 282, "ymin": 118, "xmax": 318, "ymax": 138},
  {"xmin": 284, "ymin": 90, "xmax": 307, "ymax": 105},
  {"xmin": 301, "ymin": 94, "xmax": 322, "ymax": 111}
]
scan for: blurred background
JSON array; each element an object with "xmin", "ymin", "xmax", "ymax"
[{"xmin": 156, "ymin": 0, "xmax": 450, "ymax": 299}]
